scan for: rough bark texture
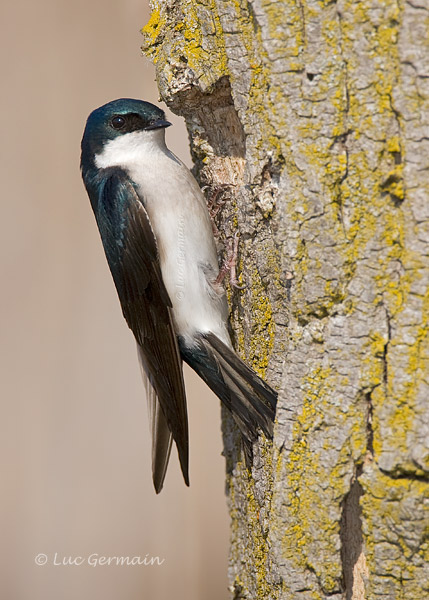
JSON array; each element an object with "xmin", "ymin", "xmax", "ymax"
[{"xmin": 142, "ymin": 1, "xmax": 429, "ymax": 598}]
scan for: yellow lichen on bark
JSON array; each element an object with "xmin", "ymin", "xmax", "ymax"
[
  {"xmin": 142, "ymin": 0, "xmax": 429, "ymax": 598},
  {"xmin": 142, "ymin": 0, "xmax": 228, "ymax": 97}
]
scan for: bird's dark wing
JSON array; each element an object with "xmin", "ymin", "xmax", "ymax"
[{"xmin": 95, "ymin": 167, "xmax": 189, "ymax": 492}]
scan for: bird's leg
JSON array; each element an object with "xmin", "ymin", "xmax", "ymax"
[
  {"xmin": 206, "ymin": 185, "xmax": 243, "ymax": 289},
  {"xmin": 216, "ymin": 232, "xmax": 243, "ymax": 289},
  {"xmin": 229, "ymin": 232, "xmax": 242, "ymax": 289},
  {"xmin": 205, "ymin": 185, "xmax": 228, "ymax": 238}
]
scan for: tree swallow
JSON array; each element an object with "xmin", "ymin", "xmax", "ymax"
[{"xmin": 81, "ymin": 99, "xmax": 277, "ymax": 492}]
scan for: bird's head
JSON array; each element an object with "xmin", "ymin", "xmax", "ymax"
[{"xmin": 81, "ymin": 98, "xmax": 171, "ymax": 172}]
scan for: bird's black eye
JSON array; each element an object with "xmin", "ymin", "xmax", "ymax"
[{"xmin": 111, "ymin": 116, "xmax": 126, "ymax": 130}]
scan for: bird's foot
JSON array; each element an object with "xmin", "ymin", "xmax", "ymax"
[
  {"xmin": 216, "ymin": 232, "xmax": 244, "ymax": 289},
  {"xmin": 205, "ymin": 185, "xmax": 229, "ymax": 238}
]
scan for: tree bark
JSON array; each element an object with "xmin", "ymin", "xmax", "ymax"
[{"xmin": 142, "ymin": 1, "xmax": 429, "ymax": 598}]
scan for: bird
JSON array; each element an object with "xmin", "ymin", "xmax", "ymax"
[{"xmin": 81, "ymin": 98, "xmax": 277, "ymax": 493}]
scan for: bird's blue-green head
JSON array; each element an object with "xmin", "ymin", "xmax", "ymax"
[{"xmin": 81, "ymin": 98, "xmax": 171, "ymax": 172}]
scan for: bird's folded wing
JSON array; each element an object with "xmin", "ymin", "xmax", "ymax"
[
  {"xmin": 96, "ymin": 167, "xmax": 189, "ymax": 492},
  {"xmin": 137, "ymin": 347, "xmax": 173, "ymax": 493}
]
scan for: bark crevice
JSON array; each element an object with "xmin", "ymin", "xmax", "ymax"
[{"xmin": 340, "ymin": 471, "xmax": 367, "ymax": 600}]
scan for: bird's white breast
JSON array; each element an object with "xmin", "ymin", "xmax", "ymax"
[{"xmin": 95, "ymin": 129, "xmax": 230, "ymax": 346}]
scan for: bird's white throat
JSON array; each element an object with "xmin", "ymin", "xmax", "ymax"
[{"xmin": 94, "ymin": 129, "xmax": 170, "ymax": 171}]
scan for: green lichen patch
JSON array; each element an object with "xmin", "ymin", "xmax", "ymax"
[
  {"xmin": 247, "ymin": 265, "xmax": 275, "ymax": 378},
  {"xmin": 361, "ymin": 467, "xmax": 429, "ymax": 597},
  {"xmin": 282, "ymin": 367, "xmax": 347, "ymax": 595}
]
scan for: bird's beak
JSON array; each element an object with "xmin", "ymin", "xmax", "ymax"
[{"xmin": 146, "ymin": 119, "xmax": 172, "ymax": 130}]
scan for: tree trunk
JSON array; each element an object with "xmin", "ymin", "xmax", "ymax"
[{"xmin": 142, "ymin": 1, "xmax": 429, "ymax": 598}]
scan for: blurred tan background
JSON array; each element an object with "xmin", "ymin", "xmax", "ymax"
[{"xmin": 1, "ymin": 1, "xmax": 229, "ymax": 599}]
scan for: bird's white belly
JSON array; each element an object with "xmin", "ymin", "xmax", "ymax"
[{"xmin": 128, "ymin": 157, "xmax": 230, "ymax": 345}]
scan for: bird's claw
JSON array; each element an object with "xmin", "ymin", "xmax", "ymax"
[{"xmin": 216, "ymin": 232, "xmax": 244, "ymax": 289}]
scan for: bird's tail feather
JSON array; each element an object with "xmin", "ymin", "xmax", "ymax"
[
  {"xmin": 179, "ymin": 332, "xmax": 277, "ymax": 446},
  {"xmin": 138, "ymin": 347, "xmax": 174, "ymax": 493}
]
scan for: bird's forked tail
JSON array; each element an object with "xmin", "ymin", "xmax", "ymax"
[{"xmin": 179, "ymin": 332, "xmax": 277, "ymax": 452}]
